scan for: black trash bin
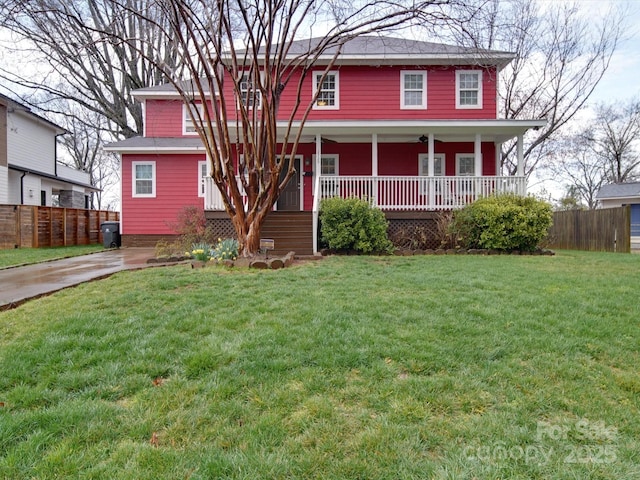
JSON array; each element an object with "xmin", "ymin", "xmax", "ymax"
[{"xmin": 101, "ymin": 221, "xmax": 121, "ymax": 248}]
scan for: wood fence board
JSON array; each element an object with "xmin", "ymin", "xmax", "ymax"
[
  {"xmin": 548, "ymin": 207, "xmax": 630, "ymax": 253},
  {"xmin": 0, "ymin": 204, "xmax": 118, "ymax": 249}
]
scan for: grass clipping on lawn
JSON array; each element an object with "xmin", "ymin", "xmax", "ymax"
[{"xmin": 0, "ymin": 251, "xmax": 639, "ymax": 479}]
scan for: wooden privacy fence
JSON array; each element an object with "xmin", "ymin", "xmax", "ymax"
[
  {"xmin": 0, "ymin": 205, "xmax": 119, "ymax": 249},
  {"xmin": 547, "ymin": 207, "xmax": 630, "ymax": 253}
]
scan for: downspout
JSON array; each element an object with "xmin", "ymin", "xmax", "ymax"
[{"xmin": 20, "ymin": 171, "xmax": 26, "ymax": 204}]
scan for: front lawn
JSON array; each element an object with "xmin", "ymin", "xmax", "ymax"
[
  {"xmin": 0, "ymin": 244, "xmax": 104, "ymax": 269},
  {"xmin": 0, "ymin": 252, "xmax": 638, "ymax": 479}
]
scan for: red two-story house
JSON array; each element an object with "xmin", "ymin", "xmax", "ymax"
[{"xmin": 106, "ymin": 36, "xmax": 545, "ymax": 254}]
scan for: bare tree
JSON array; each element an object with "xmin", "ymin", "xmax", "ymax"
[
  {"xmin": 548, "ymin": 131, "xmax": 605, "ymax": 209},
  {"xmin": 587, "ymin": 99, "xmax": 640, "ymax": 184},
  {"xmin": 440, "ymin": 0, "xmax": 624, "ymax": 176},
  {"xmin": 58, "ymin": 108, "xmax": 120, "ymax": 209},
  {"xmin": 109, "ymin": 0, "xmax": 461, "ymax": 256},
  {"xmin": 0, "ymin": 0, "xmax": 185, "ymax": 139}
]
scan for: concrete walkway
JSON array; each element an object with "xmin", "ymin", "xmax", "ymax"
[{"xmin": 0, "ymin": 248, "xmax": 162, "ymax": 310}]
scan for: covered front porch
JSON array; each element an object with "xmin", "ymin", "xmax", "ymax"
[{"xmin": 204, "ymin": 118, "xmax": 543, "ymax": 211}]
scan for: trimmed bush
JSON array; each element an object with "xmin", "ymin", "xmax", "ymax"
[
  {"xmin": 450, "ymin": 194, "xmax": 553, "ymax": 251},
  {"xmin": 320, "ymin": 197, "xmax": 393, "ymax": 254}
]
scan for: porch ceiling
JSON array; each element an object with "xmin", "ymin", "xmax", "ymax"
[{"xmin": 280, "ymin": 119, "xmax": 547, "ymax": 144}]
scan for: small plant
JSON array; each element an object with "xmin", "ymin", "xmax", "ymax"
[
  {"xmin": 167, "ymin": 205, "xmax": 215, "ymax": 250},
  {"xmin": 186, "ymin": 242, "xmax": 213, "ymax": 262},
  {"xmin": 212, "ymin": 238, "xmax": 239, "ymax": 261}
]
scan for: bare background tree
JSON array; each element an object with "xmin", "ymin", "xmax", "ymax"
[
  {"xmin": 588, "ymin": 98, "xmax": 640, "ymax": 185},
  {"xmin": 547, "ymin": 97, "xmax": 640, "ymax": 209},
  {"xmin": 440, "ymin": 0, "xmax": 625, "ymax": 176},
  {"xmin": 0, "ymin": 0, "xmax": 186, "ymax": 207}
]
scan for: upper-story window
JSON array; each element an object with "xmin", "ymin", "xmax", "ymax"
[
  {"xmin": 401, "ymin": 71, "xmax": 427, "ymax": 109},
  {"xmin": 239, "ymin": 72, "xmax": 262, "ymax": 109},
  {"xmin": 183, "ymin": 103, "xmax": 205, "ymax": 135},
  {"xmin": 313, "ymin": 71, "xmax": 339, "ymax": 109},
  {"xmin": 132, "ymin": 161, "xmax": 156, "ymax": 198},
  {"xmin": 456, "ymin": 70, "xmax": 483, "ymax": 109}
]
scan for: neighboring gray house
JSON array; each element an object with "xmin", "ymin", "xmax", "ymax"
[
  {"xmin": 597, "ymin": 182, "xmax": 640, "ymax": 250},
  {"xmin": 0, "ymin": 94, "xmax": 96, "ymax": 208}
]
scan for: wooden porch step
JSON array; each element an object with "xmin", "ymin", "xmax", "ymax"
[{"xmin": 261, "ymin": 211, "xmax": 313, "ymax": 256}]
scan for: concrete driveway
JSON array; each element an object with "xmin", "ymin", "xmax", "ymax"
[{"xmin": 0, "ymin": 248, "xmax": 163, "ymax": 310}]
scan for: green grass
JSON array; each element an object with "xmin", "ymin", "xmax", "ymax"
[
  {"xmin": 0, "ymin": 245, "xmax": 105, "ymax": 269},
  {"xmin": 0, "ymin": 251, "xmax": 639, "ymax": 479}
]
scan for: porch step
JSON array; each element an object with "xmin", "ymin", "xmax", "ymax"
[{"xmin": 261, "ymin": 211, "xmax": 313, "ymax": 256}]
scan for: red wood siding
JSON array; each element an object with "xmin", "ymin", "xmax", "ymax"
[
  {"xmin": 121, "ymin": 154, "xmax": 205, "ymax": 234},
  {"xmin": 224, "ymin": 65, "xmax": 498, "ymax": 121},
  {"xmin": 144, "ymin": 100, "xmax": 184, "ymax": 137}
]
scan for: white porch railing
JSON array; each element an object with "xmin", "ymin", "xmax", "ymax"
[
  {"xmin": 205, "ymin": 176, "xmax": 248, "ymax": 211},
  {"xmin": 314, "ymin": 175, "xmax": 526, "ymax": 211},
  {"xmin": 311, "ymin": 175, "xmax": 526, "ymax": 253}
]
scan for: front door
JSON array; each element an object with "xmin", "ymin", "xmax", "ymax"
[{"xmin": 277, "ymin": 157, "xmax": 301, "ymax": 211}]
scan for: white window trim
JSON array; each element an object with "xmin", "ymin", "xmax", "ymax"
[
  {"xmin": 183, "ymin": 103, "xmax": 205, "ymax": 136},
  {"xmin": 132, "ymin": 161, "xmax": 156, "ymax": 198},
  {"xmin": 198, "ymin": 160, "xmax": 208, "ymax": 198},
  {"xmin": 456, "ymin": 70, "xmax": 483, "ymax": 109},
  {"xmin": 455, "ymin": 154, "xmax": 477, "ymax": 176},
  {"xmin": 418, "ymin": 153, "xmax": 445, "ymax": 176},
  {"xmin": 312, "ymin": 70, "xmax": 340, "ymax": 110},
  {"xmin": 313, "ymin": 154, "xmax": 339, "ymax": 176},
  {"xmin": 238, "ymin": 71, "xmax": 262, "ymax": 110},
  {"xmin": 401, "ymin": 71, "xmax": 427, "ymax": 110}
]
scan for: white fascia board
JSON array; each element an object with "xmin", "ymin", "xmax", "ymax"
[{"xmin": 103, "ymin": 145, "xmax": 206, "ymax": 154}]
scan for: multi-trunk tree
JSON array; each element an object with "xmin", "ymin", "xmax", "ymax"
[{"xmin": 111, "ymin": 0, "xmax": 463, "ymax": 255}]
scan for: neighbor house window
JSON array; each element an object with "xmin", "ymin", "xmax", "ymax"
[
  {"xmin": 456, "ymin": 70, "xmax": 482, "ymax": 109},
  {"xmin": 198, "ymin": 160, "xmax": 208, "ymax": 197},
  {"xmin": 239, "ymin": 72, "xmax": 261, "ymax": 109},
  {"xmin": 132, "ymin": 161, "xmax": 156, "ymax": 197},
  {"xmin": 183, "ymin": 103, "xmax": 205, "ymax": 135},
  {"xmin": 401, "ymin": 71, "xmax": 427, "ymax": 109},
  {"xmin": 313, "ymin": 71, "xmax": 339, "ymax": 109},
  {"xmin": 456, "ymin": 154, "xmax": 476, "ymax": 176}
]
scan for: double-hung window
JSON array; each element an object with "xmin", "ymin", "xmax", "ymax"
[
  {"xmin": 418, "ymin": 153, "xmax": 444, "ymax": 195},
  {"xmin": 401, "ymin": 71, "xmax": 427, "ymax": 109},
  {"xmin": 183, "ymin": 103, "xmax": 205, "ymax": 135},
  {"xmin": 239, "ymin": 72, "xmax": 261, "ymax": 109},
  {"xmin": 313, "ymin": 71, "xmax": 339, "ymax": 109},
  {"xmin": 132, "ymin": 161, "xmax": 156, "ymax": 198},
  {"xmin": 456, "ymin": 70, "xmax": 483, "ymax": 109},
  {"xmin": 314, "ymin": 154, "xmax": 339, "ymax": 196}
]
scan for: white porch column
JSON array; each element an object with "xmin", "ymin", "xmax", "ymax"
[
  {"xmin": 427, "ymin": 133, "xmax": 435, "ymax": 176},
  {"xmin": 372, "ymin": 133, "xmax": 379, "ymax": 207},
  {"xmin": 313, "ymin": 134, "xmax": 322, "ymax": 255},
  {"xmin": 315, "ymin": 134, "xmax": 322, "ymax": 174},
  {"xmin": 516, "ymin": 134, "xmax": 524, "ymax": 176},
  {"xmin": 371, "ymin": 133, "xmax": 378, "ymax": 176},
  {"xmin": 474, "ymin": 133, "xmax": 482, "ymax": 175},
  {"xmin": 495, "ymin": 142, "xmax": 501, "ymax": 176}
]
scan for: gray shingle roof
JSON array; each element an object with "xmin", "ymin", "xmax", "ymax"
[
  {"xmin": 104, "ymin": 136, "xmax": 204, "ymax": 152},
  {"xmin": 283, "ymin": 35, "xmax": 510, "ymax": 57},
  {"xmin": 596, "ymin": 182, "xmax": 640, "ymax": 199}
]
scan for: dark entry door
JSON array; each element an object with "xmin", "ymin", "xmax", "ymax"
[{"xmin": 277, "ymin": 157, "xmax": 300, "ymax": 211}]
